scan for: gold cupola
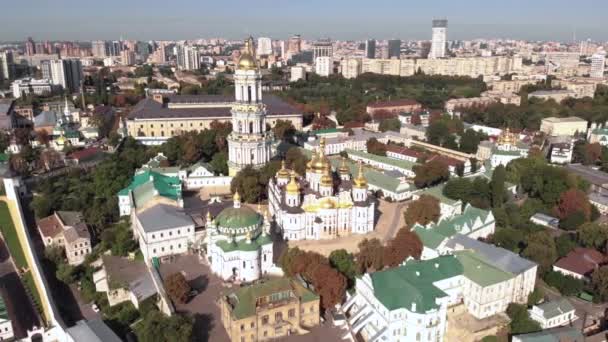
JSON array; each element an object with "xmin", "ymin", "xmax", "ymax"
[
  {"xmin": 233, "ymin": 190, "xmax": 241, "ymax": 202},
  {"xmin": 312, "ymin": 137, "xmax": 330, "ymax": 173},
  {"xmin": 285, "ymin": 171, "xmax": 300, "ymax": 194},
  {"xmin": 353, "ymin": 161, "xmax": 368, "ymax": 188},
  {"xmin": 338, "ymin": 156, "xmax": 350, "ymax": 175},
  {"xmin": 237, "ymin": 36, "xmax": 257, "ymax": 70},
  {"xmin": 320, "ymin": 163, "xmax": 333, "ymax": 187},
  {"xmin": 277, "ymin": 160, "xmax": 291, "ymax": 179}
]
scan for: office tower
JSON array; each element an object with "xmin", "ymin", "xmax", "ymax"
[
  {"xmin": 388, "ymin": 39, "xmax": 401, "ymax": 59},
  {"xmin": 109, "ymin": 41, "xmax": 122, "ymax": 56},
  {"xmin": 430, "ymin": 19, "xmax": 448, "ymax": 59},
  {"xmin": 44, "ymin": 41, "xmax": 53, "ymax": 54},
  {"xmin": 287, "ymin": 35, "xmax": 301, "ymax": 57},
  {"xmin": 121, "ymin": 49, "xmax": 136, "ymax": 66},
  {"xmin": 315, "ymin": 57, "xmax": 333, "ymax": 77},
  {"xmin": 365, "ymin": 39, "xmax": 376, "ymax": 59},
  {"xmin": 591, "ymin": 51, "xmax": 606, "ymax": 78},
  {"xmin": 136, "ymin": 41, "xmax": 151, "ymax": 61},
  {"xmin": 312, "ymin": 39, "xmax": 333, "ymax": 60},
  {"xmin": 257, "ymin": 37, "xmax": 272, "ymax": 56},
  {"xmin": 26, "ymin": 37, "xmax": 36, "ymax": 55},
  {"xmin": 42, "ymin": 59, "xmax": 83, "ymax": 93},
  {"xmin": 91, "ymin": 40, "xmax": 107, "ymax": 57},
  {"xmin": 176, "ymin": 45, "xmax": 201, "ymax": 71},
  {"xmin": 35, "ymin": 42, "xmax": 45, "ymax": 55},
  {"xmin": 0, "ymin": 51, "xmax": 14, "ymax": 81}
]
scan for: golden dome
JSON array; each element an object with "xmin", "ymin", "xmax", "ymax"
[
  {"xmin": 285, "ymin": 172, "xmax": 300, "ymax": 194},
  {"xmin": 233, "ymin": 191, "xmax": 241, "ymax": 202},
  {"xmin": 319, "ymin": 198, "xmax": 336, "ymax": 209},
  {"xmin": 320, "ymin": 163, "xmax": 333, "ymax": 187},
  {"xmin": 312, "ymin": 137, "xmax": 330, "ymax": 173},
  {"xmin": 353, "ymin": 161, "xmax": 368, "ymax": 188},
  {"xmin": 237, "ymin": 37, "xmax": 257, "ymax": 70},
  {"xmin": 497, "ymin": 127, "xmax": 516, "ymax": 146},
  {"xmin": 338, "ymin": 157, "xmax": 350, "ymax": 174},
  {"xmin": 277, "ymin": 160, "xmax": 290, "ymax": 178}
]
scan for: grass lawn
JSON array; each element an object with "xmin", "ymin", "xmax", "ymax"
[{"xmin": 0, "ymin": 200, "xmax": 27, "ymax": 268}]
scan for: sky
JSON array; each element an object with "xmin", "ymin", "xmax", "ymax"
[{"xmin": 2, "ymin": 0, "xmax": 608, "ymax": 42}]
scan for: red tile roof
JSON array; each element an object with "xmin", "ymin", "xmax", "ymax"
[
  {"xmin": 426, "ymin": 154, "xmax": 464, "ymax": 167},
  {"xmin": 385, "ymin": 145, "xmax": 425, "ymax": 159},
  {"xmin": 554, "ymin": 248, "xmax": 605, "ymax": 277},
  {"xmin": 36, "ymin": 214, "xmax": 63, "ymax": 239},
  {"xmin": 68, "ymin": 147, "xmax": 101, "ymax": 161}
]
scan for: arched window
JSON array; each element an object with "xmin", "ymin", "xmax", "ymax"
[
  {"xmin": 238, "ymin": 121, "xmax": 242, "ymax": 133},
  {"xmin": 247, "ymin": 86, "xmax": 252, "ymax": 103},
  {"xmin": 249, "ymin": 121, "xmax": 254, "ymax": 133}
]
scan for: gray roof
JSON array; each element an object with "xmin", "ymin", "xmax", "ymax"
[
  {"xmin": 33, "ymin": 110, "xmax": 57, "ymax": 127},
  {"xmin": 136, "ymin": 203, "xmax": 194, "ymax": 233},
  {"xmin": 512, "ymin": 326, "xmax": 583, "ymax": 342},
  {"xmin": 589, "ymin": 192, "xmax": 608, "ymax": 206},
  {"xmin": 66, "ymin": 319, "xmax": 122, "ymax": 342},
  {"xmin": 535, "ymin": 298, "xmax": 575, "ymax": 319},
  {"xmin": 101, "ymin": 255, "xmax": 157, "ymax": 301},
  {"xmin": 128, "ymin": 94, "xmax": 301, "ymax": 120},
  {"xmin": 446, "ymin": 234, "xmax": 537, "ymax": 274}
]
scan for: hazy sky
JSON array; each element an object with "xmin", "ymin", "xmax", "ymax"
[{"xmin": 2, "ymin": 0, "xmax": 607, "ymax": 42}]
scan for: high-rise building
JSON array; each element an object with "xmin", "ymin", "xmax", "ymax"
[
  {"xmin": 136, "ymin": 41, "xmax": 151, "ymax": 61},
  {"xmin": 591, "ymin": 51, "xmax": 606, "ymax": 78},
  {"xmin": 388, "ymin": 39, "xmax": 401, "ymax": 59},
  {"xmin": 314, "ymin": 56, "xmax": 333, "ymax": 77},
  {"xmin": 365, "ymin": 39, "xmax": 376, "ymax": 59},
  {"xmin": 41, "ymin": 59, "xmax": 83, "ymax": 93},
  {"xmin": 312, "ymin": 39, "xmax": 333, "ymax": 60},
  {"xmin": 121, "ymin": 49, "xmax": 136, "ymax": 66},
  {"xmin": 26, "ymin": 37, "xmax": 36, "ymax": 56},
  {"xmin": 176, "ymin": 45, "xmax": 200, "ymax": 71},
  {"xmin": 287, "ymin": 35, "xmax": 301, "ymax": 58},
  {"xmin": 0, "ymin": 51, "xmax": 14, "ymax": 81},
  {"xmin": 91, "ymin": 40, "xmax": 108, "ymax": 57},
  {"xmin": 430, "ymin": 19, "xmax": 448, "ymax": 59},
  {"xmin": 256, "ymin": 37, "xmax": 272, "ymax": 56},
  {"xmin": 341, "ymin": 58, "xmax": 362, "ymax": 79},
  {"xmin": 109, "ymin": 41, "xmax": 122, "ymax": 56}
]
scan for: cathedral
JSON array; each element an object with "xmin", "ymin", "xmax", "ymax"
[
  {"xmin": 227, "ymin": 37, "xmax": 275, "ymax": 176},
  {"xmin": 268, "ymin": 138, "xmax": 376, "ymax": 241}
]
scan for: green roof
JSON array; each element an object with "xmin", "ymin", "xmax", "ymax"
[
  {"xmin": 328, "ymin": 157, "xmax": 410, "ymax": 193},
  {"xmin": 369, "ymin": 255, "xmax": 463, "ymax": 312},
  {"xmin": 418, "ymin": 183, "xmax": 461, "ymax": 205},
  {"xmin": 345, "ymin": 149, "xmax": 417, "ymax": 171},
  {"xmin": 535, "ymin": 298, "xmax": 575, "ymax": 319},
  {"xmin": 592, "ymin": 128, "xmax": 608, "ymax": 135},
  {"xmin": 224, "ymin": 278, "xmax": 319, "ymax": 320},
  {"xmin": 414, "ymin": 204, "xmax": 492, "ymax": 248},
  {"xmin": 312, "ymin": 128, "xmax": 340, "ymax": 135},
  {"xmin": 215, "ymin": 206, "xmax": 262, "ymax": 230},
  {"xmin": 454, "ymin": 251, "xmax": 512, "ymax": 287},
  {"xmin": 216, "ymin": 233, "xmax": 272, "ymax": 252},
  {"xmin": 493, "ymin": 149, "xmax": 522, "ymax": 157},
  {"xmin": 512, "ymin": 326, "xmax": 583, "ymax": 342},
  {"xmin": 0, "ymin": 296, "xmax": 8, "ymax": 321},
  {"xmin": 0, "ymin": 153, "xmax": 8, "ymax": 163},
  {"xmin": 118, "ymin": 170, "xmax": 182, "ymax": 207}
]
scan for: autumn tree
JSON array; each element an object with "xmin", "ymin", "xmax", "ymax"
[
  {"xmin": 404, "ymin": 195, "xmax": 440, "ymax": 227},
  {"xmin": 413, "ymin": 160, "xmax": 450, "ymax": 188},
  {"xmin": 383, "ymin": 228, "xmax": 422, "ymax": 267},
  {"xmin": 366, "ymin": 138, "xmax": 387, "ymax": 156},
  {"xmin": 554, "ymin": 188, "xmax": 591, "ymax": 221},
  {"xmin": 164, "ymin": 272, "xmax": 191, "ymax": 304},
  {"xmin": 356, "ymin": 238, "xmax": 385, "ymax": 273},
  {"xmin": 36, "ymin": 130, "xmax": 51, "ymax": 146},
  {"xmin": 273, "ymin": 119, "xmax": 296, "ymax": 141},
  {"xmin": 285, "ymin": 147, "xmax": 309, "ymax": 175}
]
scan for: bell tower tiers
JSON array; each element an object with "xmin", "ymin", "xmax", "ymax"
[{"xmin": 227, "ymin": 37, "xmax": 275, "ymax": 176}]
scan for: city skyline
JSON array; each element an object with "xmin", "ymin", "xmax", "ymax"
[{"xmin": 2, "ymin": 0, "xmax": 608, "ymax": 42}]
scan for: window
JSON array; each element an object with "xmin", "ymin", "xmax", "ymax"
[
  {"xmin": 288, "ymin": 309, "xmax": 295, "ymax": 318},
  {"xmin": 240, "ymin": 324, "xmax": 244, "ymax": 331},
  {"xmin": 262, "ymin": 315, "xmax": 269, "ymax": 325},
  {"xmin": 250, "ymin": 322, "xmax": 255, "ymax": 328},
  {"xmin": 275, "ymin": 312, "xmax": 283, "ymax": 322}
]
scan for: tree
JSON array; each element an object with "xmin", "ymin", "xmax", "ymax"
[
  {"xmin": 426, "ymin": 121, "xmax": 450, "ymax": 146},
  {"xmin": 578, "ymin": 222, "xmax": 608, "ymax": 251},
  {"xmin": 136, "ymin": 310, "xmax": 194, "ymax": 342},
  {"xmin": 554, "ymin": 233, "xmax": 577, "ymax": 258},
  {"xmin": 36, "ymin": 130, "xmax": 51, "ymax": 146},
  {"xmin": 231, "ymin": 166, "xmax": 264, "ymax": 203},
  {"xmin": 559, "ymin": 211, "xmax": 587, "ymax": 231},
  {"xmin": 506, "ymin": 303, "xmax": 541, "ymax": 334},
  {"xmin": 379, "ymin": 118, "xmax": 401, "ymax": 132},
  {"xmin": 459, "ymin": 128, "xmax": 483, "ymax": 153},
  {"xmin": 527, "ymin": 287, "xmax": 544, "ymax": 306},
  {"xmin": 0, "ymin": 131, "xmax": 9, "ymax": 152},
  {"xmin": 523, "ymin": 232, "xmax": 557, "ymax": 275},
  {"xmin": 356, "ymin": 238, "xmax": 385, "ymax": 273},
  {"xmin": 311, "ymin": 264, "xmax": 347, "ymax": 310},
  {"xmin": 273, "ymin": 119, "xmax": 296, "ymax": 141},
  {"xmin": 209, "ymin": 151, "xmax": 228, "ymax": 175},
  {"xmin": 413, "ymin": 160, "xmax": 449, "ymax": 188},
  {"xmin": 591, "ymin": 266, "xmax": 608, "ymax": 302},
  {"xmin": 554, "ymin": 188, "xmax": 591, "ymax": 221},
  {"xmin": 490, "ymin": 227, "xmax": 525, "ymax": 253},
  {"xmin": 544, "ymin": 271, "xmax": 583, "ymax": 296},
  {"xmin": 329, "ymin": 249, "xmax": 358, "ymax": 287},
  {"xmin": 383, "ymin": 228, "xmax": 422, "ymax": 267},
  {"xmin": 490, "ymin": 165, "xmax": 506, "ymax": 208},
  {"xmin": 366, "ymin": 138, "xmax": 387, "ymax": 156},
  {"xmin": 285, "ymin": 147, "xmax": 308, "ymax": 175},
  {"xmin": 404, "ymin": 195, "xmax": 440, "ymax": 227},
  {"xmin": 164, "ymin": 272, "xmax": 191, "ymax": 304}
]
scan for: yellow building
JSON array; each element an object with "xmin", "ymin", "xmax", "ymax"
[
  {"xmin": 219, "ymin": 278, "xmax": 320, "ymax": 342},
  {"xmin": 540, "ymin": 116, "xmax": 588, "ymax": 137}
]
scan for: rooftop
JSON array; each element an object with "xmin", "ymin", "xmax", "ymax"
[
  {"xmin": 367, "ymin": 99, "xmax": 421, "ymax": 108},
  {"xmin": 66, "ymin": 319, "xmax": 122, "ymax": 342},
  {"xmin": 533, "ymin": 298, "xmax": 575, "ymax": 320},
  {"xmin": 512, "ymin": 326, "xmax": 583, "ymax": 342},
  {"xmin": 454, "ymin": 250, "xmax": 513, "ymax": 287},
  {"xmin": 554, "ymin": 247, "xmax": 605, "ymax": 277},
  {"xmin": 345, "ymin": 149, "xmax": 417, "ymax": 171},
  {"xmin": 136, "ymin": 203, "xmax": 194, "ymax": 233}
]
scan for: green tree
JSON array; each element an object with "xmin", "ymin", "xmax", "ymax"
[
  {"xmin": 136, "ymin": 310, "xmax": 193, "ymax": 342},
  {"xmin": 285, "ymin": 147, "xmax": 309, "ymax": 175},
  {"xmin": 523, "ymin": 232, "xmax": 557, "ymax": 275},
  {"xmin": 506, "ymin": 303, "xmax": 542, "ymax": 334},
  {"xmin": 272, "ymin": 119, "xmax": 296, "ymax": 141},
  {"xmin": 490, "ymin": 165, "xmax": 506, "ymax": 208},
  {"xmin": 578, "ymin": 222, "xmax": 608, "ymax": 250},
  {"xmin": 413, "ymin": 160, "xmax": 450, "ymax": 188},
  {"xmin": 554, "ymin": 234, "xmax": 577, "ymax": 258},
  {"xmin": 329, "ymin": 249, "xmax": 358, "ymax": 287},
  {"xmin": 209, "ymin": 151, "xmax": 228, "ymax": 175},
  {"xmin": 591, "ymin": 266, "xmax": 608, "ymax": 302},
  {"xmin": 544, "ymin": 271, "xmax": 584, "ymax": 296},
  {"xmin": 366, "ymin": 138, "xmax": 387, "ymax": 156},
  {"xmin": 379, "ymin": 118, "xmax": 401, "ymax": 132}
]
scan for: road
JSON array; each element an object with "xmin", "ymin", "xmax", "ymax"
[{"xmin": 382, "ymin": 201, "xmax": 407, "ymax": 242}]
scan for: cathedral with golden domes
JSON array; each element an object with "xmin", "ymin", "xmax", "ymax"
[
  {"xmin": 268, "ymin": 138, "xmax": 376, "ymax": 241},
  {"xmin": 227, "ymin": 36, "xmax": 275, "ymax": 176}
]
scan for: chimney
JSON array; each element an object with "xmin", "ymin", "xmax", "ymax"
[{"xmin": 152, "ymin": 94, "xmax": 164, "ymax": 104}]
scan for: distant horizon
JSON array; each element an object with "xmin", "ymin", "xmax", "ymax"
[{"xmin": 2, "ymin": 0, "xmax": 608, "ymax": 43}]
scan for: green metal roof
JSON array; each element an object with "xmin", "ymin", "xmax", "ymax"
[
  {"xmin": 328, "ymin": 156, "xmax": 411, "ymax": 193},
  {"xmin": 535, "ymin": 298, "xmax": 575, "ymax": 319},
  {"xmin": 215, "ymin": 233, "xmax": 272, "ymax": 252},
  {"xmin": 118, "ymin": 170, "xmax": 182, "ymax": 207},
  {"xmin": 215, "ymin": 206, "xmax": 262, "ymax": 231},
  {"xmin": 454, "ymin": 251, "xmax": 512, "ymax": 287},
  {"xmin": 418, "ymin": 183, "xmax": 461, "ymax": 205},
  {"xmin": 369, "ymin": 255, "xmax": 463, "ymax": 312},
  {"xmin": 414, "ymin": 227, "xmax": 446, "ymax": 249},
  {"xmin": 493, "ymin": 149, "xmax": 522, "ymax": 157},
  {"xmin": 312, "ymin": 128, "xmax": 340, "ymax": 135},
  {"xmin": 224, "ymin": 277, "xmax": 319, "ymax": 320},
  {"xmin": 345, "ymin": 149, "xmax": 417, "ymax": 171},
  {"xmin": 512, "ymin": 326, "xmax": 583, "ymax": 342}
]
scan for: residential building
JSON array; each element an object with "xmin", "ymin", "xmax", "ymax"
[
  {"xmin": 314, "ymin": 56, "xmax": 333, "ymax": 77},
  {"xmin": 36, "ymin": 211, "xmax": 92, "ymax": 265},
  {"xmin": 341, "ymin": 58, "xmax": 362, "ymax": 79},
  {"xmin": 387, "ymin": 39, "xmax": 401, "ymax": 59},
  {"xmin": 290, "ymin": 66, "xmax": 306, "ymax": 82},
  {"xmin": 11, "ymin": 78, "xmax": 55, "ymax": 98},
  {"xmin": 120, "ymin": 49, "xmax": 136, "ymax": 66},
  {"xmin": 256, "ymin": 37, "xmax": 273, "ymax": 56},
  {"xmin": 132, "ymin": 203, "xmax": 196, "ymax": 261},
  {"xmin": 219, "ymin": 277, "xmax": 320, "ymax": 342},
  {"xmin": 386, "ymin": 145, "xmax": 425, "ymax": 163},
  {"xmin": 486, "ymin": 79, "xmax": 538, "ymax": 93},
  {"xmin": 398, "ymin": 110, "xmax": 431, "ymax": 127},
  {"xmin": 445, "ymin": 96, "xmax": 496, "ymax": 112},
  {"xmin": 590, "ymin": 51, "xmax": 606, "ymax": 78},
  {"xmin": 66, "ymin": 319, "xmax": 122, "ymax": 342},
  {"xmin": 552, "ymin": 77, "xmax": 604, "ymax": 98},
  {"xmin": 205, "ymin": 193, "xmax": 274, "ymax": 282},
  {"xmin": 400, "ymin": 124, "xmax": 427, "ymax": 140},
  {"xmin": 365, "ymin": 39, "xmax": 376, "ymax": 59},
  {"xmin": 528, "ymin": 299, "xmax": 577, "ymax": 329},
  {"xmin": 540, "ymin": 116, "xmax": 588, "ymax": 137},
  {"xmin": 287, "ymin": 35, "xmax": 301, "ymax": 58},
  {"xmin": 93, "ymin": 255, "xmax": 157, "ymax": 308},
  {"xmin": 346, "ymin": 148, "xmax": 417, "ymax": 178},
  {"xmin": 512, "ymin": 326, "xmax": 584, "ymax": 342},
  {"xmin": 530, "ymin": 213, "xmax": 560, "ymax": 229},
  {"xmin": 429, "ymin": 19, "xmax": 448, "ymax": 59},
  {"xmin": 366, "ymin": 99, "xmax": 422, "ymax": 116},
  {"xmin": 268, "ymin": 144, "xmax": 375, "ymax": 241},
  {"xmin": 176, "ymin": 44, "xmax": 201, "ymax": 71},
  {"xmin": 312, "ymin": 39, "xmax": 332, "ymax": 60},
  {"xmin": 589, "ymin": 192, "xmax": 608, "ymax": 215},
  {"xmin": 91, "ymin": 40, "xmax": 108, "ymax": 57},
  {"xmin": 117, "ymin": 169, "xmax": 183, "ymax": 216},
  {"xmin": 528, "ymin": 89, "xmax": 576, "ymax": 102},
  {"xmin": 0, "ymin": 51, "xmax": 14, "ymax": 81},
  {"xmin": 544, "ymin": 52, "xmax": 581, "ymax": 76},
  {"xmin": 553, "ymin": 247, "xmax": 605, "ymax": 280},
  {"xmin": 41, "ymin": 59, "xmax": 83, "ymax": 93},
  {"xmin": 0, "ymin": 295, "xmax": 13, "ymax": 341}
]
